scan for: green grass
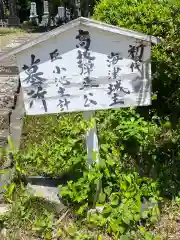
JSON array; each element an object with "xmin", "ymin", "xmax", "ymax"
[
  {"xmin": 20, "ymin": 115, "xmax": 60, "ymax": 150},
  {"xmin": 1, "ymin": 184, "xmax": 180, "ymax": 240},
  {"xmin": 0, "ymin": 148, "xmax": 8, "ymax": 168},
  {"xmin": 17, "ymin": 113, "xmax": 87, "ymax": 178},
  {"xmin": 0, "ymin": 184, "xmax": 112, "ymax": 240},
  {"xmin": 0, "ymin": 27, "xmax": 24, "ymax": 35},
  {"xmin": 1, "ymin": 111, "xmax": 179, "ymax": 239}
]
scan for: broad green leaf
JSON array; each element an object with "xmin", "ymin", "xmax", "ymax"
[
  {"xmin": 99, "ymin": 192, "xmax": 106, "ymax": 203},
  {"xmin": 110, "ymin": 193, "xmax": 120, "ymax": 206},
  {"xmin": 104, "ymin": 186, "xmax": 112, "ymax": 196},
  {"xmin": 120, "ymin": 235, "xmax": 129, "ymax": 240},
  {"xmin": 103, "ymin": 204, "xmax": 112, "ymax": 215},
  {"xmin": 97, "ymin": 235, "xmax": 103, "ymax": 240}
]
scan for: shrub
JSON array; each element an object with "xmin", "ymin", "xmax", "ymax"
[{"xmin": 93, "ymin": 0, "xmax": 180, "ymax": 123}]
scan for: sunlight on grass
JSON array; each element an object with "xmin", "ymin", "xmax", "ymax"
[
  {"xmin": 0, "ymin": 28, "xmax": 24, "ymax": 50},
  {"xmin": 0, "ymin": 27, "xmax": 24, "ymax": 35}
]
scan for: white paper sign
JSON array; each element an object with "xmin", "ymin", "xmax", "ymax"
[{"xmin": 17, "ymin": 27, "xmax": 151, "ymax": 115}]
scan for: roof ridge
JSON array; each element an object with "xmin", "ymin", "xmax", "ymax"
[{"xmin": 0, "ymin": 17, "xmax": 159, "ymax": 62}]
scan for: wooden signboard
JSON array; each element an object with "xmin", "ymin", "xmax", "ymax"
[{"xmin": 12, "ymin": 19, "xmax": 153, "ymax": 115}]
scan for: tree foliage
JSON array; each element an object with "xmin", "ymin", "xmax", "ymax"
[
  {"xmin": 50, "ymin": 0, "xmax": 99, "ymax": 16},
  {"xmin": 92, "ymin": 0, "xmax": 180, "ymax": 196},
  {"xmin": 17, "ymin": 0, "xmax": 30, "ymax": 22},
  {"xmin": 93, "ymin": 0, "xmax": 180, "ymax": 123},
  {"xmin": 17, "ymin": 0, "xmax": 30, "ymax": 11}
]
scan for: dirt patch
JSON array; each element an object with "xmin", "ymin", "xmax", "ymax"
[
  {"xmin": 153, "ymin": 203, "xmax": 180, "ymax": 240},
  {"xmin": 0, "ymin": 32, "xmax": 24, "ymax": 50}
]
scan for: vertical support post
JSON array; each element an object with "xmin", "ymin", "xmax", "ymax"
[
  {"xmin": 83, "ymin": 111, "xmax": 99, "ymax": 166},
  {"xmin": 84, "ymin": 111, "xmax": 101, "ymax": 208}
]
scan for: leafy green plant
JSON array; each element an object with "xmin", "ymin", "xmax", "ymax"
[
  {"xmin": 32, "ymin": 210, "xmax": 54, "ymax": 240},
  {"xmin": 59, "ymin": 157, "xmax": 160, "ymax": 238},
  {"xmin": 4, "ymin": 183, "xmax": 16, "ymax": 203},
  {"xmin": 93, "ymin": 0, "xmax": 180, "ymax": 197},
  {"xmin": 138, "ymin": 227, "xmax": 161, "ymax": 240},
  {"xmin": 0, "ymin": 186, "xmax": 60, "ymax": 239},
  {"xmin": 65, "ymin": 223, "xmax": 94, "ymax": 240},
  {"xmin": 16, "ymin": 113, "xmax": 89, "ymax": 178},
  {"xmin": 0, "ymin": 147, "xmax": 7, "ymax": 168}
]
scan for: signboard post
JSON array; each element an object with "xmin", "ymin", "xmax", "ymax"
[{"xmin": 84, "ymin": 110, "xmax": 99, "ymax": 165}]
